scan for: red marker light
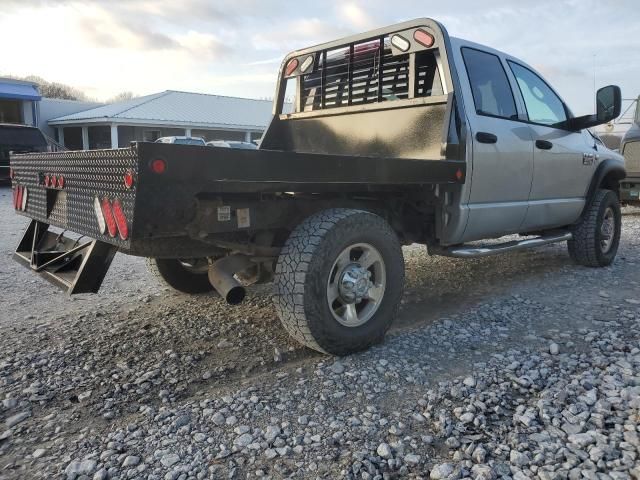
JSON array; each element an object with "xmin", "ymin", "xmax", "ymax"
[
  {"xmin": 150, "ymin": 159, "xmax": 166, "ymax": 174},
  {"xmin": 414, "ymin": 29, "xmax": 435, "ymax": 48},
  {"xmin": 455, "ymin": 169, "xmax": 463, "ymax": 181},
  {"xmin": 57, "ymin": 176, "xmax": 65, "ymax": 189},
  {"xmin": 111, "ymin": 198, "xmax": 129, "ymax": 240},
  {"xmin": 44, "ymin": 175, "xmax": 50, "ymax": 187},
  {"xmin": 123, "ymin": 170, "xmax": 135, "ymax": 189},
  {"xmin": 100, "ymin": 198, "xmax": 118, "ymax": 238},
  {"xmin": 285, "ymin": 58, "xmax": 299, "ymax": 76},
  {"xmin": 16, "ymin": 186, "xmax": 23, "ymax": 210}
]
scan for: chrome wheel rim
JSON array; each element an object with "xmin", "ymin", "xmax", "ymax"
[
  {"xmin": 600, "ymin": 207, "xmax": 615, "ymax": 253},
  {"xmin": 327, "ymin": 243, "xmax": 386, "ymax": 327}
]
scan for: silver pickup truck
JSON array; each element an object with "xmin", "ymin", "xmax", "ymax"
[{"xmin": 10, "ymin": 19, "xmax": 626, "ymax": 356}]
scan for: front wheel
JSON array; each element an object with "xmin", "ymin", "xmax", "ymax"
[
  {"xmin": 273, "ymin": 209, "xmax": 404, "ymax": 355},
  {"xmin": 568, "ymin": 189, "xmax": 621, "ymax": 267}
]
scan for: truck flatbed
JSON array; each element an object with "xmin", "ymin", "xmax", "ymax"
[{"xmin": 10, "ymin": 142, "xmax": 465, "ymax": 250}]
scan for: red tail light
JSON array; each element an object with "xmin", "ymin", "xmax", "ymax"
[
  {"xmin": 100, "ymin": 198, "xmax": 118, "ymax": 238},
  {"xmin": 414, "ymin": 29, "xmax": 435, "ymax": 48},
  {"xmin": 16, "ymin": 186, "xmax": 23, "ymax": 210},
  {"xmin": 57, "ymin": 176, "xmax": 65, "ymax": 188},
  {"xmin": 111, "ymin": 198, "xmax": 129, "ymax": 240},
  {"xmin": 150, "ymin": 159, "xmax": 166, "ymax": 174},
  {"xmin": 44, "ymin": 175, "xmax": 50, "ymax": 187},
  {"xmin": 285, "ymin": 58, "xmax": 299, "ymax": 76},
  {"xmin": 123, "ymin": 170, "xmax": 135, "ymax": 189}
]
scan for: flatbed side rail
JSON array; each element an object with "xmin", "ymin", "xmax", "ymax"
[{"xmin": 136, "ymin": 142, "xmax": 467, "ymax": 189}]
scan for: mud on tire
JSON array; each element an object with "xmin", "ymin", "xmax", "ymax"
[{"xmin": 273, "ymin": 208, "xmax": 404, "ymax": 356}]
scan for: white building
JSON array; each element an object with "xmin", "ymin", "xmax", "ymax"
[{"xmin": 49, "ymin": 90, "xmax": 276, "ymax": 150}]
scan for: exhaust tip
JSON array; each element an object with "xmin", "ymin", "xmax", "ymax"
[{"xmin": 226, "ymin": 286, "xmax": 246, "ymax": 305}]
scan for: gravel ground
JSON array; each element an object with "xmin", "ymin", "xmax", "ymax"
[{"xmin": 0, "ymin": 184, "xmax": 639, "ymax": 480}]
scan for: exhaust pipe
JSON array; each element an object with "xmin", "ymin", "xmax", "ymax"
[{"xmin": 208, "ymin": 254, "xmax": 253, "ymax": 305}]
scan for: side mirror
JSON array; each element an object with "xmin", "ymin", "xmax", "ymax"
[
  {"xmin": 596, "ymin": 85, "xmax": 621, "ymax": 123},
  {"xmin": 566, "ymin": 85, "xmax": 622, "ymax": 131}
]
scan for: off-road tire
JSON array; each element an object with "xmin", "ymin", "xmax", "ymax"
[
  {"xmin": 568, "ymin": 189, "xmax": 621, "ymax": 267},
  {"xmin": 273, "ymin": 208, "xmax": 404, "ymax": 355},
  {"xmin": 146, "ymin": 258, "xmax": 214, "ymax": 294}
]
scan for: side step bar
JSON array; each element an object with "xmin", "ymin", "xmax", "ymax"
[
  {"xmin": 433, "ymin": 231, "xmax": 572, "ymax": 258},
  {"xmin": 14, "ymin": 220, "xmax": 118, "ymax": 295}
]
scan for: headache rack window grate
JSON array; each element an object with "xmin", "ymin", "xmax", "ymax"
[{"xmin": 298, "ymin": 36, "xmax": 442, "ymax": 113}]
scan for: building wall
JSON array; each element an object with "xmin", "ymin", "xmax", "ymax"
[
  {"xmin": 21, "ymin": 100, "xmax": 35, "ymax": 126},
  {"xmin": 40, "ymin": 98, "xmax": 101, "ymax": 139}
]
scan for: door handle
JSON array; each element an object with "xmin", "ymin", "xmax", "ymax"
[
  {"xmin": 535, "ymin": 139, "xmax": 553, "ymax": 150},
  {"xmin": 476, "ymin": 132, "xmax": 497, "ymax": 144}
]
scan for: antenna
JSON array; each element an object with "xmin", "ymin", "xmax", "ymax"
[{"xmin": 592, "ymin": 53, "xmax": 596, "ymax": 112}]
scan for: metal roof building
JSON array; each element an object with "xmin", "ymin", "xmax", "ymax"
[{"xmin": 48, "ymin": 90, "xmax": 276, "ymax": 150}]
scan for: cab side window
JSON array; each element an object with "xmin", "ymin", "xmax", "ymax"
[
  {"xmin": 461, "ymin": 47, "xmax": 517, "ymax": 120},
  {"xmin": 508, "ymin": 62, "xmax": 567, "ymax": 126}
]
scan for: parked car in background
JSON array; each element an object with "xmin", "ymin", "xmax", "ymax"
[
  {"xmin": 0, "ymin": 124, "xmax": 47, "ymax": 183},
  {"xmin": 206, "ymin": 140, "xmax": 257, "ymax": 150},
  {"xmin": 620, "ymin": 95, "xmax": 640, "ymax": 205},
  {"xmin": 154, "ymin": 136, "xmax": 206, "ymax": 146}
]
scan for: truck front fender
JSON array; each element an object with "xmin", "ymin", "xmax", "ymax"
[{"xmin": 577, "ymin": 159, "xmax": 626, "ymax": 223}]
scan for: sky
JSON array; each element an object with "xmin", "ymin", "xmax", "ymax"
[{"xmin": 1, "ymin": 0, "xmax": 639, "ymax": 115}]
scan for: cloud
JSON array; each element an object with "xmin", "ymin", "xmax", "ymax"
[
  {"xmin": 338, "ymin": 2, "xmax": 378, "ymax": 30},
  {"xmin": 250, "ymin": 18, "xmax": 350, "ymax": 51},
  {"xmin": 175, "ymin": 31, "xmax": 227, "ymax": 60},
  {"xmin": 1, "ymin": 0, "xmax": 638, "ymax": 111}
]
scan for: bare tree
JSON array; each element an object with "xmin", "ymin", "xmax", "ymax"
[
  {"xmin": 108, "ymin": 91, "xmax": 136, "ymax": 103},
  {"xmin": 18, "ymin": 75, "xmax": 90, "ymax": 101}
]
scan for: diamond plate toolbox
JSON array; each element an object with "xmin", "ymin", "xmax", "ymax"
[{"xmin": 9, "ymin": 148, "xmax": 139, "ymax": 249}]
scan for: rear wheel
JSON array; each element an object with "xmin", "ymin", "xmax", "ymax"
[
  {"xmin": 568, "ymin": 189, "xmax": 621, "ymax": 267},
  {"xmin": 146, "ymin": 258, "xmax": 214, "ymax": 294},
  {"xmin": 273, "ymin": 209, "xmax": 404, "ymax": 355}
]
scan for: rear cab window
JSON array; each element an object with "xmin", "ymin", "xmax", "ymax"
[{"xmin": 461, "ymin": 47, "xmax": 517, "ymax": 120}]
